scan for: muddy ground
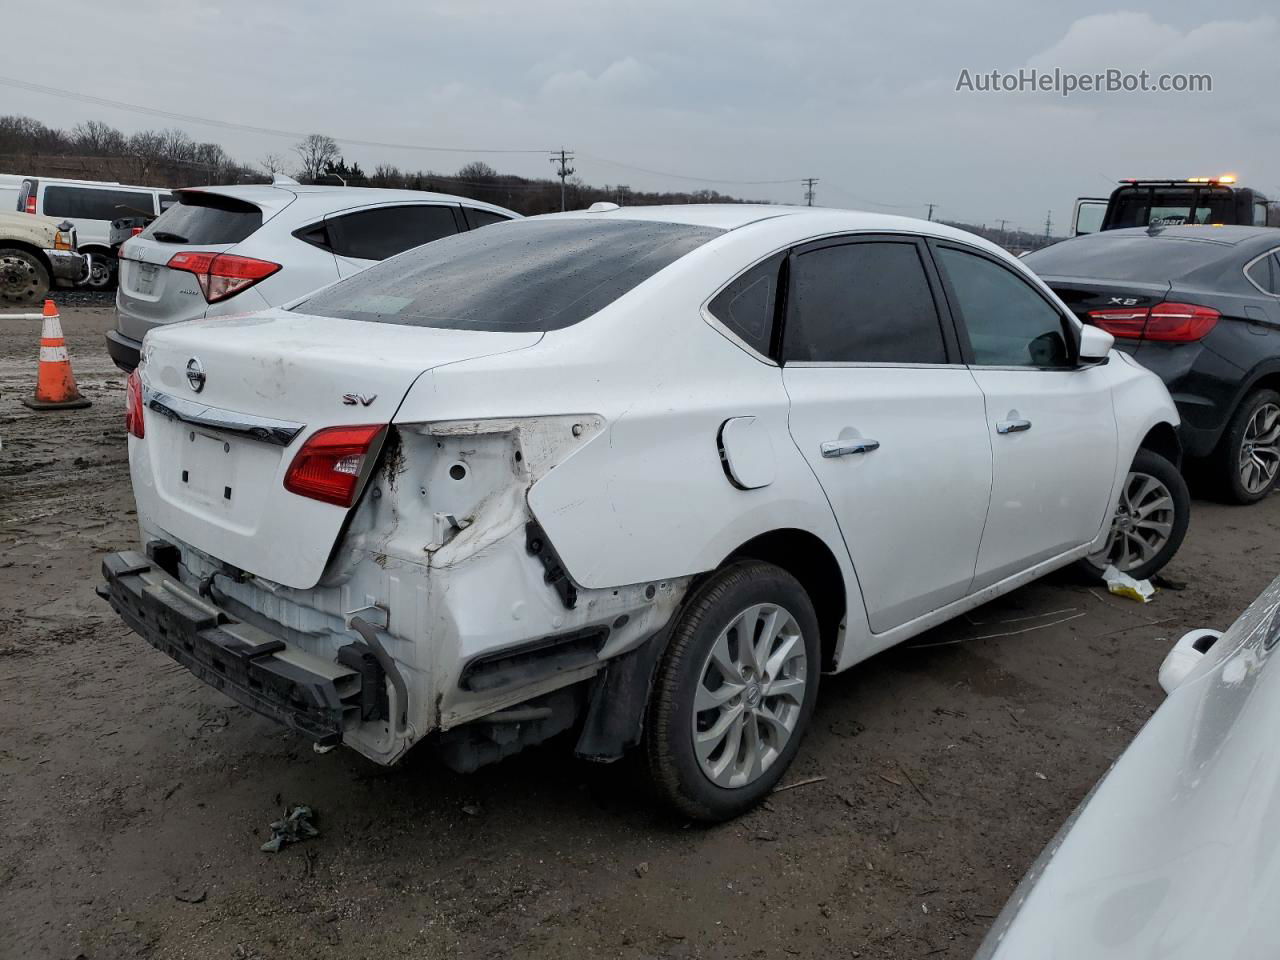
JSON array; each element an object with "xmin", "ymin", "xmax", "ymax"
[{"xmin": 3, "ymin": 304, "xmax": 1278, "ymax": 960}]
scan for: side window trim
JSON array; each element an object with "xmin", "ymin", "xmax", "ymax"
[
  {"xmin": 782, "ymin": 233, "xmax": 960, "ymax": 367},
  {"xmin": 926, "ymin": 238, "xmax": 1081, "ymax": 368}
]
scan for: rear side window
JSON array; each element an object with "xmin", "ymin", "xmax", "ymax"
[
  {"xmin": 44, "ymin": 186, "xmax": 156, "ymax": 220},
  {"xmin": 297, "ymin": 219, "xmax": 721, "ymax": 332},
  {"xmin": 142, "ymin": 192, "xmax": 263, "ymax": 245},
  {"xmin": 937, "ymin": 246, "xmax": 1072, "ymax": 368},
  {"xmin": 708, "ymin": 254, "xmax": 783, "ymax": 356},
  {"xmin": 326, "ymin": 205, "xmax": 461, "ymax": 261},
  {"xmin": 463, "ymin": 207, "xmax": 511, "ymax": 230},
  {"xmin": 783, "ymin": 240, "xmax": 947, "ymax": 364},
  {"xmin": 1246, "ymin": 253, "xmax": 1280, "ymax": 295}
]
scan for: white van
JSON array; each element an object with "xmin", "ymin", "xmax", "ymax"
[
  {"xmin": 0, "ymin": 174, "xmax": 23, "ymax": 213},
  {"xmin": 17, "ymin": 177, "xmax": 174, "ymax": 288}
]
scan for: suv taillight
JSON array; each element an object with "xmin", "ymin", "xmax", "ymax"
[
  {"xmin": 125, "ymin": 369, "xmax": 145, "ymax": 438},
  {"xmin": 1088, "ymin": 301, "xmax": 1220, "ymax": 342},
  {"xmin": 24, "ymin": 195, "xmax": 35, "ymax": 214},
  {"xmin": 283, "ymin": 425, "xmax": 386, "ymax": 507},
  {"xmin": 166, "ymin": 252, "xmax": 281, "ymax": 303}
]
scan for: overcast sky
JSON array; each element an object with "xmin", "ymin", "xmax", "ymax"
[{"xmin": 5, "ymin": 0, "xmax": 1278, "ymax": 233}]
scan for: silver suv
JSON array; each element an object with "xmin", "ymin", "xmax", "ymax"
[{"xmin": 107, "ymin": 179, "xmax": 517, "ymax": 371}]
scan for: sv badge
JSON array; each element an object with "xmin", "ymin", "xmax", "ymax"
[{"xmin": 342, "ymin": 393, "xmax": 377, "ymax": 407}]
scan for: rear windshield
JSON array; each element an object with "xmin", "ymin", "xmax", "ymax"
[
  {"xmin": 1024, "ymin": 234, "xmax": 1233, "ymax": 282},
  {"xmin": 294, "ymin": 218, "xmax": 722, "ymax": 332},
  {"xmin": 1107, "ymin": 186, "xmax": 1237, "ymax": 228},
  {"xmin": 141, "ymin": 192, "xmax": 263, "ymax": 245}
]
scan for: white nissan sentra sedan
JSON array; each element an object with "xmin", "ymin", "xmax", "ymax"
[{"xmin": 100, "ymin": 206, "xmax": 1188, "ymax": 820}]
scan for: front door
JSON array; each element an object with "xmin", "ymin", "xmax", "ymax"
[
  {"xmin": 931, "ymin": 242, "xmax": 1118, "ymax": 590},
  {"xmin": 781, "ymin": 235, "xmax": 993, "ymax": 634}
]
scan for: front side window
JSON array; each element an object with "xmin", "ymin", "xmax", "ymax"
[
  {"xmin": 326, "ymin": 205, "xmax": 461, "ymax": 261},
  {"xmin": 783, "ymin": 239, "xmax": 947, "ymax": 364},
  {"xmin": 708, "ymin": 253, "xmax": 783, "ymax": 356},
  {"xmin": 296, "ymin": 218, "xmax": 722, "ymax": 331},
  {"xmin": 44, "ymin": 187, "xmax": 156, "ymax": 220},
  {"xmin": 936, "ymin": 246, "xmax": 1073, "ymax": 368}
]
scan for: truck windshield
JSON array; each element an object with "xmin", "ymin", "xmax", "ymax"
[{"xmin": 1108, "ymin": 186, "xmax": 1237, "ymax": 228}]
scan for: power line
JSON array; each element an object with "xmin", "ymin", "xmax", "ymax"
[
  {"xmin": 577, "ymin": 151, "xmax": 801, "ymax": 186},
  {"xmin": 0, "ymin": 75, "xmax": 552, "ymax": 155}
]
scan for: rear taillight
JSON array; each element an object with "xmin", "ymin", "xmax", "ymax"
[
  {"xmin": 125, "ymin": 368, "xmax": 145, "ymax": 438},
  {"xmin": 166, "ymin": 252, "xmax": 281, "ymax": 304},
  {"xmin": 283, "ymin": 424, "xmax": 386, "ymax": 507},
  {"xmin": 24, "ymin": 195, "xmax": 35, "ymax": 214},
  {"xmin": 1146, "ymin": 302, "xmax": 1220, "ymax": 341},
  {"xmin": 1087, "ymin": 301, "xmax": 1220, "ymax": 342}
]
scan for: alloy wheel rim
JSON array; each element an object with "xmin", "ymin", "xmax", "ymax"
[
  {"xmin": 1240, "ymin": 402, "xmax": 1280, "ymax": 495},
  {"xmin": 691, "ymin": 602, "xmax": 807, "ymax": 789},
  {"xmin": 1087, "ymin": 470, "xmax": 1176, "ymax": 573}
]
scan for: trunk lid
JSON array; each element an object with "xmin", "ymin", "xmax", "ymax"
[
  {"xmin": 133, "ymin": 309, "xmax": 542, "ymax": 588},
  {"xmin": 1041, "ymin": 275, "xmax": 1172, "ymax": 354}
]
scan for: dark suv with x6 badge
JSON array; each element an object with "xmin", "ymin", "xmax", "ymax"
[{"xmin": 1026, "ymin": 225, "xmax": 1280, "ymax": 503}]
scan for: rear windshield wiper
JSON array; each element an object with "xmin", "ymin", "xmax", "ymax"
[{"xmin": 150, "ymin": 231, "xmax": 189, "ymax": 243}]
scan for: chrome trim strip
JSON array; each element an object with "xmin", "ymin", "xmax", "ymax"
[{"xmin": 145, "ymin": 388, "xmax": 305, "ymax": 446}]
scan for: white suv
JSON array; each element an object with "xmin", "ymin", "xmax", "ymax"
[
  {"xmin": 106, "ymin": 180, "xmax": 517, "ymax": 371},
  {"xmin": 100, "ymin": 206, "xmax": 1188, "ymax": 820}
]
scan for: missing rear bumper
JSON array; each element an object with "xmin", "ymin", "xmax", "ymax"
[{"xmin": 98, "ymin": 550, "xmax": 364, "ymax": 746}]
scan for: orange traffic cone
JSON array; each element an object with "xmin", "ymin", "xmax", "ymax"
[{"xmin": 22, "ymin": 300, "xmax": 91, "ymax": 411}]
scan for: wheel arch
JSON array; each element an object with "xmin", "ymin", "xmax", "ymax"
[
  {"xmin": 721, "ymin": 527, "xmax": 847, "ymax": 671},
  {"xmin": 1138, "ymin": 420, "xmax": 1182, "ymax": 468}
]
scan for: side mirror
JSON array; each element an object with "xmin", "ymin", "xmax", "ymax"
[
  {"xmin": 1078, "ymin": 324, "xmax": 1114, "ymax": 364},
  {"xmin": 1158, "ymin": 628, "xmax": 1222, "ymax": 694}
]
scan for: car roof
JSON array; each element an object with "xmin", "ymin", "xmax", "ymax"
[
  {"xmin": 1098, "ymin": 224, "xmax": 1279, "ymax": 247},
  {"xmin": 548, "ymin": 203, "xmax": 1001, "ymax": 248},
  {"xmin": 177, "ymin": 183, "xmax": 520, "ymax": 221}
]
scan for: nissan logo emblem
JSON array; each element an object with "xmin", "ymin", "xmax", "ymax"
[{"xmin": 186, "ymin": 357, "xmax": 206, "ymax": 393}]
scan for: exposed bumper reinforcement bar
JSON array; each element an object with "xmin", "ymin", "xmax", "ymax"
[{"xmin": 97, "ymin": 550, "xmax": 362, "ymax": 746}]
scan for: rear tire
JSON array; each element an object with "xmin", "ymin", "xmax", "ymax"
[
  {"xmin": 1214, "ymin": 388, "xmax": 1280, "ymax": 504},
  {"xmin": 1076, "ymin": 448, "xmax": 1189, "ymax": 582},
  {"xmin": 0, "ymin": 247, "xmax": 50, "ymax": 305},
  {"xmin": 82, "ymin": 253, "xmax": 116, "ymax": 290},
  {"xmin": 645, "ymin": 561, "xmax": 820, "ymax": 822}
]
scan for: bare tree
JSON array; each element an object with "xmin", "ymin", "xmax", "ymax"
[
  {"xmin": 72, "ymin": 120, "xmax": 127, "ymax": 156},
  {"xmin": 260, "ymin": 152, "xmax": 287, "ymax": 176},
  {"xmin": 457, "ymin": 160, "xmax": 498, "ymax": 181},
  {"xmin": 294, "ymin": 134, "xmax": 339, "ymax": 182}
]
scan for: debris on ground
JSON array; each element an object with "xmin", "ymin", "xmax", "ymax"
[
  {"xmin": 773, "ymin": 775, "xmax": 827, "ymax": 793},
  {"xmin": 260, "ymin": 805, "xmax": 320, "ymax": 853},
  {"xmin": 1102, "ymin": 565, "xmax": 1156, "ymax": 603},
  {"xmin": 1152, "ymin": 573, "xmax": 1188, "ymax": 591}
]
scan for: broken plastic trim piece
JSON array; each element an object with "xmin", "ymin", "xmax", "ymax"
[{"xmin": 525, "ymin": 520, "xmax": 578, "ymax": 609}]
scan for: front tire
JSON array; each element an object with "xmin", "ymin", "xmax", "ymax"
[
  {"xmin": 82, "ymin": 253, "xmax": 116, "ymax": 290},
  {"xmin": 1077, "ymin": 448, "xmax": 1189, "ymax": 581},
  {"xmin": 1215, "ymin": 388, "xmax": 1280, "ymax": 504},
  {"xmin": 0, "ymin": 247, "xmax": 50, "ymax": 305},
  {"xmin": 645, "ymin": 561, "xmax": 820, "ymax": 822}
]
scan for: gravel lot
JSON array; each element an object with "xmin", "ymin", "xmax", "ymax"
[{"xmin": 3, "ymin": 305, "xmax": 1279, "ymax": 960}]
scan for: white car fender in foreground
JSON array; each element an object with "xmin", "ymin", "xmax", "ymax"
[{"xmin": 977, "ymin": 575, "xmax": 1280, "ymax": 959}]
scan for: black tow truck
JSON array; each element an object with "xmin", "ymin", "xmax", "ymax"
[{"xmin": 1073, "ymin": 175, "xmax": 1280, "ymax": 236}]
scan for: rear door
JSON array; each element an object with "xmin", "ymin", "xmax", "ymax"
[
  {"xmin": 781, "ymin": 235, "xmax": 993, "ymax": 633},
  {"xmin": 931, "ymin": 242, "xmax": 1118, "ymax": 589},
  {"xmin": 326, "ymin": 204, "xmax": 464, "ymax": 278}
]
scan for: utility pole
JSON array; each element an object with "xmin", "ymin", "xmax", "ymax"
[
  {"xmin": 997, "ymin": 218, "xmax": 1009, "ymax": 247},
  {"xmin": 550, "ymin": 148, "xmax": 575, "ymax": 212},
  {"xmin": 616, "ymin": 184, "xmax": 630, "ymax": 206},
  {"xmin": 926, "ymin": 202, "xmax": 936, "ymax": 221},
  {"xmin": 802, "ymin": 178, "xmax": 819, "ymax": 206},
  {"xmin": 1043, "ymin": 210, "xmax": 1053, "ymax": 240}
]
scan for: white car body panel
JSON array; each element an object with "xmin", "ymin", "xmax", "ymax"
[
  {"xmin": 119, "ymin": 205, "xmax": 1180, "ymax": 766},
  {"xmin": 978, "ymin": 575, "xmax": 1280, "ymax": 960}
]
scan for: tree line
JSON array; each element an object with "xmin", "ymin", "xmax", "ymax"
[{"xmin": 0, "ymin": 117, "xmax": 748, "ymax": 216}]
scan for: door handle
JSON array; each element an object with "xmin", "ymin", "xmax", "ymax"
[
  {"xmin": 821, "ymin": 438, "xmax": 880, "ymax": 458},
  {"xmin": 996, "ymin": 419, "xmax": 1032, "ymax": 435}
]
